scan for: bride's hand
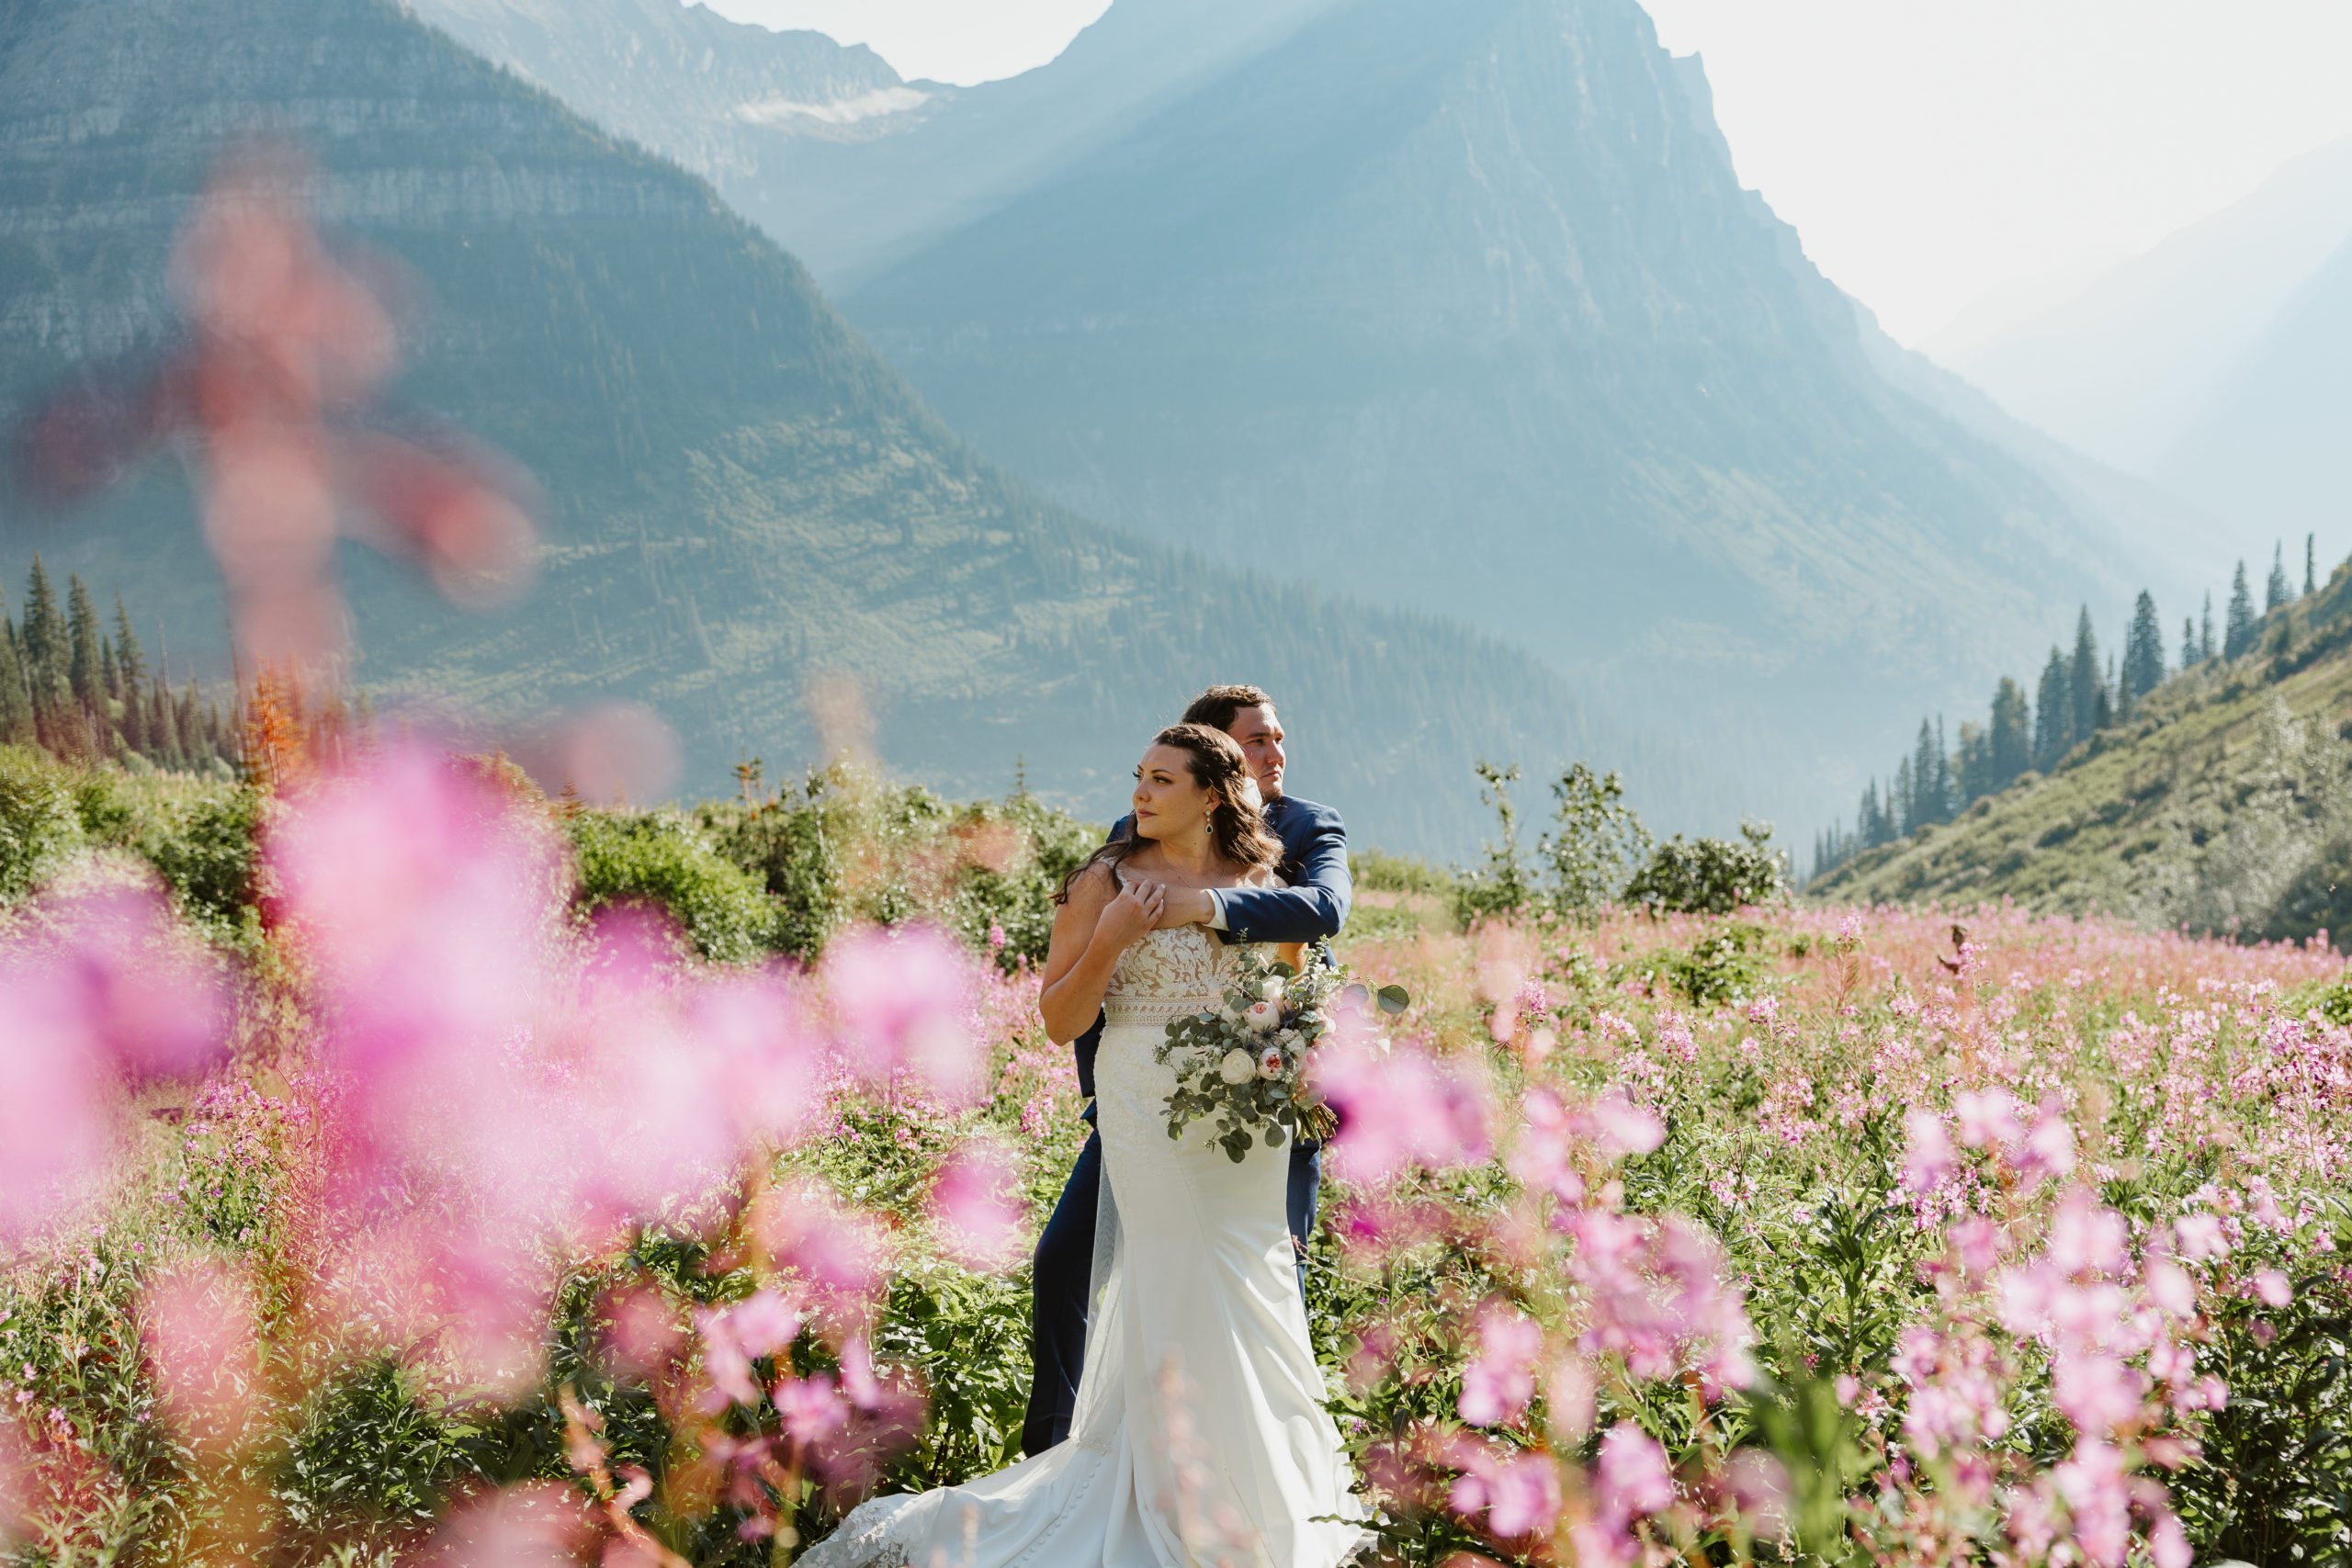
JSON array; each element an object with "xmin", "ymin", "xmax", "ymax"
[{"xmin": 1095, "ymin": 876, "xmax": 1165, "ymax": 952}]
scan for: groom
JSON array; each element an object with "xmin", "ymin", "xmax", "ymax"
[{"xmin": 1021, "ymin": 683, "xmax": 1352, "ymax": 1456}]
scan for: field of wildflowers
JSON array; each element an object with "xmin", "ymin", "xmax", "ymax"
[
  {"xmin": 9, "ymin": 135, "xmax": 2346, "ymax": 1568},
  {"xmin": 3, "ymin": 745, "xmax": 2347, "ymax": 1568}
]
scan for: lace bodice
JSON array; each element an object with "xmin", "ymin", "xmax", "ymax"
[{"xmin": 1102, "ymin": 927, "xmax": 1234, "ymax": 1026}]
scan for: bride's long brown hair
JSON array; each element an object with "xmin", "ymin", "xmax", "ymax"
[{"xmin": 1056, "ymin": 724, "xmax": 1282, "ymax": 903}]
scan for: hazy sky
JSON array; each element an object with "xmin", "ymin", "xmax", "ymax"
[{"xmin": 707, "ymin": 0, "xmax": 2352, "ymax": 346}]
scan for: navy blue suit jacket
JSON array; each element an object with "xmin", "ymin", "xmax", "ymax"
[{"xmin": 1073, "ymin": 794, "xmax": 1351, "ymax": 1100}]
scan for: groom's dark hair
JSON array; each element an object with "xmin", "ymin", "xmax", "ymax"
[{"xmin": 1182, "ymin": 684, "xmax": 1274, "ymax": 734}]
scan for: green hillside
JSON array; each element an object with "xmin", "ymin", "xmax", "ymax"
[
  {"xmin": 0, "ymin": 0, "xmax": 1731, "ymax": 853},
  {"xmin": 1811, "ymin": 563, "xmax": 2352, "ymax": 944}
]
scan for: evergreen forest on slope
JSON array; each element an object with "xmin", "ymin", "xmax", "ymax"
[{"xmin": 1811, "ymin": 545, "xmax": 2352, "ymax": 947}]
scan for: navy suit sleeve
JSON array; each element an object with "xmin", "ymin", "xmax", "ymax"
[{"xmin": 1216, "ymin": 800, "xmax": 1351, "ymax": 944}]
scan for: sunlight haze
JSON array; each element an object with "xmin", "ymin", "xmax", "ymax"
[{"xmin": 707, "ymin": 0, "xmax": 2352, "ymax": 347}]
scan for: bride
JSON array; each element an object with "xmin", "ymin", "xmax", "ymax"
[{"xmin": 801, "ymin": 723, "xmax": 1363, "ymax": 1568}]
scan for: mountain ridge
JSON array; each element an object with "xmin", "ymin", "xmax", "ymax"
[
  {"xmin": 0, "ymin": 0, "xmax": 1733, "ymax": 853},
  {"xmin": 839, "ymin": 0, "xmax": 2148, "ymax": 818}
]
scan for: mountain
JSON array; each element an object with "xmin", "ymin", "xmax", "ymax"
[
  {"xmin": 0, "ymin": 0, "xmax": 1728, "ymax": 854},
  {"xmin": 407, "ymin": 0, "xmax": 1347, "ymax": 286},
  {"xmin": 2154, "ymin": 228, "xmax": 2352, "ymax": 554},
  {"xmin": 1810, "ymin": 560, "xmax": 2352, "ymax": 945},
  {"xmin": 821, "ymin": 0, "xmax": 2148, "ymax": 819},
  {"xmin": 1934, "ymin": 137, "xmax": 2352, "ymax": 566}
]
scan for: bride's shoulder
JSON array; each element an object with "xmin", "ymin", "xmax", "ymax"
[{"xmin": 1062, "ymin": 859, "xmax": 1120, "ymax": 909}]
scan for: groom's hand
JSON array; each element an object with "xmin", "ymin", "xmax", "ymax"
[{"xmin": 1154, "ymin": 886, "xmax": 1217, "ymax": 929}]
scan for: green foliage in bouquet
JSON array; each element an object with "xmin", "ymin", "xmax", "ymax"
[{"xmin": 1157, "ymin": 944, "xmax": 1406, "ymax": 1164}]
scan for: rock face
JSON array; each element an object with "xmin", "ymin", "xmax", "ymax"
[
  {"xmin": 408, "ymin": 0, "xmax": 1345, "ymax": 285},
  {"xmin": 837, "ymin": 0, "xmax": 2138, "ymax": 800},
  {"xmin": 0, "ymin": 0, "xmax": 1720, "ymax": 851}
]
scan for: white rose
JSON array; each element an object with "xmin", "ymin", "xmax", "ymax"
[
  {"xmin": 1241, "ymin": 999, "xmax": 1280, "ymax": 1032},
  {"xmin": 1258, "ymin": 976, "xmax": 1286, "ymax": 1003},
  {"xmin": 1219, "ymin": 1048, "xmax": 1256, "ymax": 1084},
  {"xmin": 1257, "ymin": 1048, "xmax": 1285, "ymax": 1080}
]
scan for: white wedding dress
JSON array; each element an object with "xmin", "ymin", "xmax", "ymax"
[{"xmin": 800, "ymin": 925, "xmax": 1362, "ymax": 1568}]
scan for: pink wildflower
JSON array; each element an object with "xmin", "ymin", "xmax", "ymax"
[
  {"xmin": 1900, "ymin": 1108, "xmax": 1957, "ymax": 1195},
  {"xmin": 929, "ymin": 1135, "xmax": 1026, "ymax": 1271},
  {"xmin": 820, "ymin": 922, "xmax": 985, "ymax": 1104},
  {"xmin": 1450, "ymin": 1447, "xmax": 1561, "ymax": 1540},
  {"xmin": 411, "ymin": 1480, "xmax": 589, "ymax": 1568},
  {"xmin": 1955, "ymin": 1087, "xmax": 2024, "ymax": 1149},
  {"xmin": 1315, "ymin": 1028, "xmax": 1493, "ymax": 1184},
  {"xmin": 1457, "ymin": 1302, "xmax": 1544, "ymax": 1427}
]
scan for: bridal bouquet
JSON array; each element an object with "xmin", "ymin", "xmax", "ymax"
[{"xmin": 1157, "ymin": 943, "xmax": 1408, "ymax": 1163}]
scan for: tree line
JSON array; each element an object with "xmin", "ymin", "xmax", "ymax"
[
  {"xmin": 1810, "ymin": 536, "xmax": 2323, "ymax": 881},
  {"xmin": 0, "ymin": 556, "xmax": 236, "ymax": 773}
]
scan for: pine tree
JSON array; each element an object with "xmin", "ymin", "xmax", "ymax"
[
  {"xmin": 175, "ymin": 682, "xmax": 203, "ymax": 765},
  {"xmin": 1909, "ymin": 718, "xmax": 1943, "ymax": 828},
  {"xmin": 2225, "ymin": 563, "xmax": 2258, "ymax": 659},
  {"xmin": 1857, "ymin": 780, "xmax": 1886, "ymax": 849},
  {"xmin": 151, "ymin": 678, "xmax": 182, "ymax": 768},
  {"xmin": 110, "ymin": 597, "xmax": 145, "ymax": 694},
  {"xmin": 20, "ymin": 557, "xmax": 67, "ymax": 707},
  {"xmin": 2201, "ymin": 592, "xmax": 2216, "ymax": 662},
  {"xmin": 1892, "ymin": 755, "xmax": 1916, "ymax": 838},
  {"xmin": 1989, "ymin": 677, "xmax": 2030, "ymax": 789},
  {"xmin": 1935, "ymin": 716, "xmax": 1953, "ymax": 818},
  {"xmin": 64, "ymin": 574, "xmax": 102, "ymax": 708},
  {"xmin": 2067, "ymin": 608, "xmax": 2102, "ymax": 740},
  {"xmin": 2266, "ymin": 543, "xmax": 2290, "ymax": 612},
  {"xmin": 111, "ymin": 597, "xmax": 147, "ymax": 754},
  {"xmin": 1954, "ymin": 718, "xmax": 1990, "ymax": 805},
  {"xmin": 2123, "ymin": 590, "xmax": 2165, "ymax": 709},
  {"xmin": 0, "ymin": 619, "xmax": 32, "ymax": 744},
  {"xmin": 2306, "ymin": 534, "xmax": 2318, "ymax": 597},
  {"xmin": 2181, "ymin": 616, "xmax": 2199, "ymax": 671},
  {"xmin": 2034, "ymin": 646, "xmax": 2071, "ymax": 769}
]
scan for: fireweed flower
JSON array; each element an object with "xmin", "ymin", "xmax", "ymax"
[
  {"xmin": 0, "ymin": 888, "xmax": 231, "ymax": 1238},
  {"xmin": 1314, "ymin": 1022, "xmax": 1494, "ymax": 1184},
  {"xmin": 1457, "ymin": 1301, "xmax": 1544, "ymax": 1427},
  {"xmin": 820, "ymin": 922, "xmax": 985, "ymax": 1105},
  {"xmin": 1900, "ymin": 1107, "xmax": 1958, "ymax": 1195},
  {"xmin": 137, "ymin": 1258, "xmax": 263, "ymax": 1452},
  {"xmin": 411, "ymin": 1480, "xmax": 590, "ymax": 1568},
  {"xmin": 927, "ymin": 1134, "xmax": 1025, "ymax": 1271},
  {"xmin": 1449, "ymin": 1444, "xmax": 1563, "ymax": 1540}
]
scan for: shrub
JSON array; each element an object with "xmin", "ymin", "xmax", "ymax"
[
  {"xmin": 568, "ymin": 808, "xmax": 777, "ymax": 963},
  {"xmin": 0, "ymin": 742, "xmax": 85, "ymax": 900},
  {"xmin": 700, "ymin": 763, "xmax": 1094, "ymax": 968},
  {"xmin": 1623, "ymin": 819, "xmax": 1786, "ymax": 914},
  {"xmin": 1539, "ymin": 761, "xmax": 1652, "ymax": 919},
  {"xmin": 139, "ymin": 784, "xmax": 266, "ymax": 940}
]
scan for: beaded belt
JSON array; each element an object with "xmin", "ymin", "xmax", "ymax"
[{"xmin": 1103, "ymin": 995, "xmax": 1220, "ymax": 1027}]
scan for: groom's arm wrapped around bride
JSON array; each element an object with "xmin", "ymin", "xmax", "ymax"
[{"xmin": 1071, "ymin": 793, "xmax": 1351, "ymax": 1101}]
